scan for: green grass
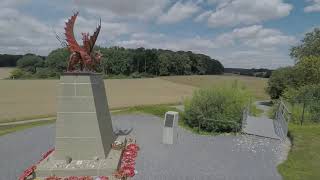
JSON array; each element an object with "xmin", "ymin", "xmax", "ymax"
[
  {"xmin": 113, "ymin": 104, "xmax": 180, "ymax": 118},
  {"xmin": 250, "ymin": 104, "xmax": 264, "ymax": 117},
  {"xmin": 0, "ymin": 119, "xmax": 56, "ymax": 136},
  {"xmin": 115, "ymin": 103, "xmax": 239, "ymax": 136},
  {"xmin": 0, "ymin": 114, "xmax": 56, "ymax": 124},
  {"xmin": 278, "ymin": 123, "xmax": 320, "ymax": 180}
]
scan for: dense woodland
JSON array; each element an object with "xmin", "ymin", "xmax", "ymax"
[
  {"xmin": 0, "ymin": 54, "xmax": 23, "ymax": 67},
  {"xmin": 8, "ymin": 47, "xmax": 224, "ymax": 79}
]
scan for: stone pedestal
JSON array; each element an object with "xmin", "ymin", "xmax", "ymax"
[
  {"xmin": 162, "ymin": 111, "xmax": 179, "ymax": 144},
  {"xmin": 35, "ymin": 73, "xmax": 122, "ymax": 178}
]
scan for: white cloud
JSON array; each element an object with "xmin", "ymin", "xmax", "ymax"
[
  {"xmin": 72, "ymin": 0, "xmax": 169, "ymax": 20},
  {"xmin": 158, "ymin": 1, "xmax": 201, "ymax": 24},
  {"xmin": 219, "ymin": 49, "xmax": 294, "ymax": 69},
  {"xmin": 198, "ymin": 0, "xmax": 292, "ymax": 27},
  {"xmin": 115, "ymin": 33, "xmax": 217, "ymax": 51},
  {"xmin": 0, "ymin": 8, "xmax": 57, "ymax": 55},
  {"xmin": 194, "ymin": 10, "xmax": 211, "ymax": 22},
  {"xmin": 0, "ymin": 7, "xmax": 133, "ymax": 55},
  {"xmin": 0, "ymin": 0, "xmax": 30, "ymax": 8},
  {"xmin": 304, "ymin": 0, "xmax": 320, "ymax": 12},
  {"xmin": 215, "ymin": 25, "xmax": 297, "ymax": 48}
]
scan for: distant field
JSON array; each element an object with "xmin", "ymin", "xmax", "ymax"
[
  {"xmin": 0, "ymin": 78, "xmax": 196, "ymax": 122},
  {"xmin": 0, "ymin": 67, "xmax": 14, "ymax": 79},
  {"xmin": 0, "ymin": 75, "xmax": 268, "ymax": 122},
  {"xmin": 161, "ymin": 75, "xmax": 269, "ymax": 100}
]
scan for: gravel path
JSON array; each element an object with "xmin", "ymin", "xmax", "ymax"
[{"xmin": 0, "ymin": 114, "xmax": 284, "ymax": 180}]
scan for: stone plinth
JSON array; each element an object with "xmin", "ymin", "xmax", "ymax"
[
  {"xmin": 162, "ymin": 111, "xmax": 179, "ymax": 144},
  {"xmin": 35, "ymin": 73, "xmax": 120, "ymax": 178},
  {"xmin": 55, "ymin": 73, "xmax": 115, "ymax": 160}
]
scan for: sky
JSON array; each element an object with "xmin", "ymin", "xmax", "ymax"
[{"xmin": 1, "ymin": 0, "xmax": 320, "ymax": 69}]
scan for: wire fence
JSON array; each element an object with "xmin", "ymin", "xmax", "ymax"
[{"xmin": 281, "ymin": 97, "xmax": 320, "ymax": 125}]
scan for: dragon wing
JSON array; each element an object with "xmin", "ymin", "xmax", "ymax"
[
  {"xmin": 64, "ymin": 12, "xmax": 83, "ymax": 52},
  {"xmin": 84, "ymin": 19, "xmax": 101, "ymax": 53}
]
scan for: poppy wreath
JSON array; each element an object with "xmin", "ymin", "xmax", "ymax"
[
  {"xmin": 19, "ymin": 148, "xmax": 55, "ymax": 180},
  {"xmin": 113, "ymin": 143, "xmax": 140, "ymax": 179}
]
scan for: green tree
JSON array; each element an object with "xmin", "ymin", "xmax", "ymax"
[
  {"xmin": 158, "ymin": 53, "xmax": 171, "ymax": 76},
  {"xmin": 46, "ymin": 48, "xmax": 70, "ymax": 74},
  {"xmin": 295, "ymin": 56, "xmax": 320, "ymax": 85},
  {"xmin": 266, "ymin": 67, "xmax": 299, "ymax": 99},
  {"xmin": 290, "ymin": 28, "xmax": 320, "ymax": 62},
  {"xmin": 17, "ymin": 54, "xmax": 44, "ymax": 73}
]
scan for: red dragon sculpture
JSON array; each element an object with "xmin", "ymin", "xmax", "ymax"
[{"xmin": 65, "ymin": 12, "xmax": 102, "ymax": 72}]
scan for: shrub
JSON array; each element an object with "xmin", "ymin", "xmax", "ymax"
[
  {"xmin": 183, "ymin": 82, "xmax": 251, "ymax": 133},
  {"xmin": 266, "ymin": 67, "xmax": 299, "ymax": 99},
  {"xmin": 10, "ymin": 68, "xmax": 25, "ymax": 79}
]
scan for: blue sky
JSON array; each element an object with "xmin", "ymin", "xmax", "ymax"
[{"xmin": 1, "ymin": 0, "xmax": 320, "ymax": 69}]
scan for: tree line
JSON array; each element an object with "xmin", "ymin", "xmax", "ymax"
[
  {"xmin": 0, "ymin": 54, "xmax": 23, "ymax": 67},
  {"xmin": 10, "ymin": 47, "xmax": 224, "ymax": 79}
]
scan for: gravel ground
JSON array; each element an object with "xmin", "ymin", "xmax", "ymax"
[{"xmin": 0, "ymin": 114, "xmax": 284, "ymax": 180}]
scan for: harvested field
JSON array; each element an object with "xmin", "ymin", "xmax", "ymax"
[
  {"xmin": 161, "ymin": 74, "xmax": 269, "ymax": 100},
  {"xmin": 0, "ymin": 68, "xmax": 14, "ymax": 79},
  {"xmin": 0, "ymin": 78, "xmax": 196, "ymax": 122}
]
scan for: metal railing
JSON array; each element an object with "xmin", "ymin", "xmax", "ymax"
[
  {"xmin": 241, "ymin": 105, "xmax": 250, "ymax": 130},
  {"xmin": 274, "ymin": 98, "xmax": 291, "ymax": 140}
]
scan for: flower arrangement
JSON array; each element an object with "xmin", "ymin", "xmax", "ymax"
[
  {"xmin": 45, "ymin": 176, "xmax": 108, "ymax": 180},
  {"xmin": 19, "ymin": 148, "xmax": 55, "ymax": 180},
  {"xmin": 113, "ymin": 142, "xmax": 140, "ymax": 179}
]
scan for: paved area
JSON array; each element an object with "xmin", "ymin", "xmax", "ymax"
[
  {"xmin": 243, "ymin": 101, "xmax": 281, "ymax": 139},
  {"xmin": 243, "ymin": 116, "xmax": 280, "ymax": 139},
  {"xmin": 0, "ymin": 125, "xmax": 55, "ymax": 180},
  {"xmin": 0, "ymin": 114, "xmax": 284, "ymax": 180}
]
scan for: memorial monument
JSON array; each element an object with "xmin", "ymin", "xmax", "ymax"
[
  {"xmin": 35, "ymin": 12, "xmax": 126, "ymax": 178},
  {"xmin": 163, "ymin": 111, "xmax": 179, "ymax": 144}
]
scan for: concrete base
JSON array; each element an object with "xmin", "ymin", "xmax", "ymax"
[{"xmin": 35, "ymin": 136, "xmax": 125, "ymax": 178}]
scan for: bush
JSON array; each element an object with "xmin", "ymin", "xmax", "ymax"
[
  {"xmin": 35, "ymin": 68, "xmax": 58, "ymax": 79},
  {"xmin": 17, "ymin": 54, "xmax": 44, "ymax": 73},
  {"xmin": 183, "ymin": 83, "xmax": 251, "ymax": 133},
  {"xmin": 266, "ymin": 67, "xmax": 299, "ymax": 99},
  {"xmin": 10, "ymin": 68, "xmax": 25, "ymax": 79}
]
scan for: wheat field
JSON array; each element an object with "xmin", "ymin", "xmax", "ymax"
[
  {"xmin": 161, "ymin": 74, "xmax": 269, "ymax": 100},
  {"xmin": 0, "ymin": 74, "xmax": 268, "ymax": 122},
  {"xmin": 0, "ymin": 68, "xmax": 14, "ymax": 79},
  {"xmin": 0, "ymin": 78, "xmax": 196, "ymax": 122}
]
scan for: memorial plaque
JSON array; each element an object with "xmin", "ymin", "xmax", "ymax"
[
  {"xmin": 165, "ymin": 114, "xmax": 174, "ymax": 127},
  {"xmin": 162, "ymin": 111, "xmax": 179, "ymax": 145}
]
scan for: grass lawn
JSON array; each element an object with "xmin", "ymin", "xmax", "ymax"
[
  {"xmin": 0, "ymin": 119, "xmax": 55, "ymax": 136},
  {"xmin": 278, "ymin": 123, "xmax": 320, "ymax": 180},
  {"xmin": 113, "ymin": 104, "xmax": 181, "ymax": 118}
]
